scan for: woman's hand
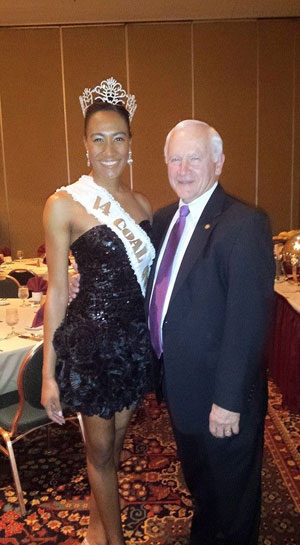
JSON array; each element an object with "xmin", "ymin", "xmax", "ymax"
[
  {"xmin": 41, "ymin": 377, "xmax": 65, "ymax": 425},
  {"xmin": 69, "ymin": 270, "xmax": 81, "ymax": 301}
]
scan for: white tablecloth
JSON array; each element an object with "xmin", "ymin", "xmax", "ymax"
[
  {"xmin": 0, "ymin": 257, "xmax": 74, "ymax": 282},
  {"xmin": 0, "ymin": 299, "xmax": 42, "ymax": 394}
]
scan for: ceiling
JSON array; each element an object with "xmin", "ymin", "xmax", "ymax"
[{"xmin": 1, "ymin": 0, "xmax": 300, "ymax": 27}]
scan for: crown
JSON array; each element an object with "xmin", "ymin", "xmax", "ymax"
[{"xmin": 79, "ymin": 76, "xmax": 137, "ymax": 122}]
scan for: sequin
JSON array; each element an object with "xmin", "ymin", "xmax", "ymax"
[{"xmin": 53, "ymin": 221, "xmax": 153, "ymax": 419}]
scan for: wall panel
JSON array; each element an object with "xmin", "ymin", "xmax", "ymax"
[
  {"xmin": 62, "ymin": 25, "xmax": 128, "ymax": 184},
  {"xmin": 0, "ymin": 102, "xmax": 10, "ymax": 250},
  {"xmin": 0, "ymin": 28, "xmax": 67, "ymax": 257},
  {"xmin": 128, "ymin": 23, "xmax": 192, "ymax": 211},
  {"xmin": 258, "ymin": 20, "xmax": 296, "ymax": 234},
  {"xmin": 193, "ymin": 21, "xmax": 257, "ymax": 204},
  {"xmin": 294, "ymin": 20, "xmax": 300, "ymax": 228},
  {"xmin": 0, "ymin": 20, "xmax": 299, "ymax": 257}
]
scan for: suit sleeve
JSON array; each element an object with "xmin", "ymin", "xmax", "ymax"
[{"xmin": 213, "ymin": 210, "xmax": 275, "ymax": 412}]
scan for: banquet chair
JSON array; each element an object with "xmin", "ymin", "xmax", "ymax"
[
  {"xmin": 0, "ymin": 342, "xmax": 85, "ymax": 516},
  {"xmin": 8, "ymin": 269, "xmax": 35, "ymax": 287},
  {"xmin": 0, "ymin": 274, "xmax": 20, "ymax": 297},
  {"xmin": 0, "ymin": 246, "xmax": 11, "ymax": 257},
  {"xmin": 37, "ymin": 243, "xmax": 46, "ymax": 257}
]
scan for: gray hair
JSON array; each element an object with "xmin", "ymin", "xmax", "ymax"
[{"xmin": 164, "ymin": 119, "xmax": 223, "ymax": 163}]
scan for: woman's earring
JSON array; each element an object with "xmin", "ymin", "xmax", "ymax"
[
  {"xmin": 86, "ymin": 150, "xmax": 90, "ymax": 167},
  {"xmin": 127, "ymin": 150, "xmax": 133, "ymax": 165}
]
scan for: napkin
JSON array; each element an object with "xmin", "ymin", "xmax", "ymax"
[
  {"xmin": 31, "ymin": 303, "xmax": 45, "ymax": 327},
  {"xmin": 27, "ymin": 276, "xmax": 48, "ymax": 294},
  {"xmin": 37, "ymin": 243, "xmax": 46, "ymax": 257},
  {"xmin": 0, "ymin": 246, "xmax": 11, "ymax": 257}
]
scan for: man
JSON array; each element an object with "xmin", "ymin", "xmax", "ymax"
[{"xmin": 147, "ymin": 120, "xmax": 275, "ymax": 545}]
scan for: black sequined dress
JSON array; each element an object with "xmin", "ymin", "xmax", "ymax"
[{"xmin": 53, "ymin": 221, "xmax": 153, "ymax": 418}]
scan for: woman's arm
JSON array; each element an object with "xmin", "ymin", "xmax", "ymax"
[{"xmin": 41, "ymin": 192, "xmax": 72, "ymax": 425}]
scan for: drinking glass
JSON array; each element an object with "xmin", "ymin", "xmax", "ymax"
[
  {"xmin": 5, "ymin": 307, "xmax": 19, "ymax": 337},
  {"xmin": 18, "ymin": 286, "xmax": 29, "ymax": 306},
  {"xmin": 16, "ymin": 250, "xmax": 24, "ymax": 261}
]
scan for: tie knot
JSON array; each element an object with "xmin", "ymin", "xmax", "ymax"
[{"xmin": 179, "ymin": 205, "xmax": 190, "ymax": 218}]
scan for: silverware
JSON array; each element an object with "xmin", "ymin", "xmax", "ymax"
[{"xmin": 18, "ymin": 334, "xmax": 43, "ymax": 341}]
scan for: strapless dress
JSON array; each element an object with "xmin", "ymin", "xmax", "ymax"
[{"xmin": 53, "ymin": 221, "xmax": 153, "ymax": 418}]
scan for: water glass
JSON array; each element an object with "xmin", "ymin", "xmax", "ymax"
[
  {"xmin": 17, "ymin": 250, "xmax": 24, "ymax": 261},
  {"xmin": 18, "ymin": 286, "xmax": 29, "ymax": 306},
  {"xmin": 5, "ymin": 307, "xmax": 19, "ymax": 337}
]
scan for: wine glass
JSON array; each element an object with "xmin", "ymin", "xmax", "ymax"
[
  {"xmin": 5, "ymin": 307, "xmax": 19, "ymax": 337},
  {"xmin": 18, "ymin": 286, "xmax": 29, "ymax": 306},
  {"xmin": 16, "ymin": 250, "xmax": 24, "ymax": 261}
]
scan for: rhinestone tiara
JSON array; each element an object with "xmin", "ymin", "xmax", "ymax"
[{"xmin": 79, "ymin": 76, "xmax": 137, "ymax": 122}]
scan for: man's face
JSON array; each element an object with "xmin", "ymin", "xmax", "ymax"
[{"xmin": 166, "ymin": 126, "xmax": 224, "ymax": 203}]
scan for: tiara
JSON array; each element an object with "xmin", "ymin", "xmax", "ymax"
[{"xmin": 79, "ymin": 76, "xmax": 137, "ymax": 122}]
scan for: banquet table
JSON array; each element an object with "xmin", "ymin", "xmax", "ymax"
[
  {"xmin": 0, "ymin": 299, "xmax": 42, "ymax": 396},
  {"xmin": 0, "ymin": 258, "xmax": 75, "ymax": 282},
  {"xmin": 270, "ymin": 280, "xmax": 300, "ymax": 412},
  {"xmin": 0, "ymin": 258, "xmax": 49, "ymax": 280}
]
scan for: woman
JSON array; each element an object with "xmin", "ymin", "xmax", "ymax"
[{"xmin": 41, "ymin": 78, "xmax": 155, "ymax": 545}]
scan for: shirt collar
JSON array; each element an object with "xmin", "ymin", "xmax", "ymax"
[{"xmin": 179, "ymin": 181, "xmax": 218, "ymax": 222}]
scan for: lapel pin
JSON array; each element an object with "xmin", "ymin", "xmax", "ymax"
[{"xmin": 204, "ymin": 224, "xmax": 211, "ymax": 230}]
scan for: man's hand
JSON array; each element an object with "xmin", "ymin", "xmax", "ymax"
[
  {"xmin": 69, "ymin": 262, "xmax": 80, "ymax": 302},
  {"xmin": 209, "ymin": 403, "xmax": 240, "ymax": 438}
]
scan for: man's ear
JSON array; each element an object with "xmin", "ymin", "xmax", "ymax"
[{"xmin": 215, "ymin": 153, "xmax": 225, "ymax": 177}]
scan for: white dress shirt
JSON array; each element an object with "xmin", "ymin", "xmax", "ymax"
[{"xmin": 150, "ymin": 182, "xmax": 218, "ymax": 344}]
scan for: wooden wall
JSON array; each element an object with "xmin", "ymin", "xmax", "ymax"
[{"xmin": 0, "ymin": 19, "xmax": 299, "ymax": 257}]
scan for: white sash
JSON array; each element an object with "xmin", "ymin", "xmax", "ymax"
[{"xmin": 56, "ymin": 176, "xmax": 155, "ymax": 296}]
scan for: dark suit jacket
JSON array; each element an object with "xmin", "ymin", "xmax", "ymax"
[{"xmin": 146, "ymin": 184, "xmax": 275, "ymax": 433}]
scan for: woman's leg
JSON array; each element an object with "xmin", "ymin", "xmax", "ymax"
[
  {"xmin": 87, "ymin": 491, "xmax": 107, "ymax": 545},
  {"xmin": 114, "ymin": 406, "xmax": 135, "ymax": 466},
  {"xmin": 83, "ymin": 413, "xmax": 122, "ymax": 545},
  {"xmin": 84, "ymin": 407, "xmax": 134, "ymax": 545}
]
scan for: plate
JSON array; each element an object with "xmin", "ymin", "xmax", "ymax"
[
  {"xmin": 0, "ymin": 301, "xmax": 9, "ymax": 306},
  {"xmin": 25, "ymin": 325, "xmax": 43, "ymax": 332}
]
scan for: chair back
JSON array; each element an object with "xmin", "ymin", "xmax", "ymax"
[
  {"xmin": 8, "ymin": 342, "xmax": 45, "ymax": 437},
  {"xmin": 18, "ymin": 342, "xmax": 44, "ymax": 409},
  {"xmin": 37, "ymin": 243, "xmax": 46, "ymax": 257},
  {"xmin": 0, "ymin": 275, "xmax": 20, "ymax": 297},
  {"xmin": 8, "ymin": 269, "xmax": 35, "ymax": 287},
  {"xmin": 0, "ymin": 246, "xmax": 11, "ymax": 257}
]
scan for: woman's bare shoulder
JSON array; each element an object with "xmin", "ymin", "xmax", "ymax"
[{"xmin": 44, "ymin": 190, "xmax": 74, "ymax": 225}]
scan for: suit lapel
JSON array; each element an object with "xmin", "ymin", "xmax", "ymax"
[
  {"xmin": 146, "ymin": 185, "xmax": 227, "ymax": 316},
  {"xmin": 168, "ymin": 184, "xmax": 226, "ymax": 306}
]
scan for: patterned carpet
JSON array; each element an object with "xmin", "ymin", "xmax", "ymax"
[{"xmin": 0, "ymin": 382, "xmax": 299, "ymax": 545}]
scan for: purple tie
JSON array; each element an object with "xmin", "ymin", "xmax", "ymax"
[{"xmin": 149, "ymin": 205, "xmax": 190, "ymax": 357}]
